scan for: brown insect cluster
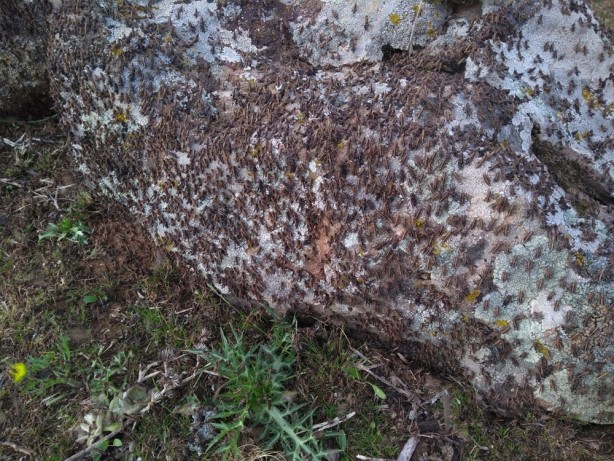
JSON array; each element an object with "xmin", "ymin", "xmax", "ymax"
[{"xmin": 47, "ymin": 0, "xmax": 613, "ymax": 423}]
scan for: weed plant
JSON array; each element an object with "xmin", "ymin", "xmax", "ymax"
[
  {"xmin": 195, "ymin": 318, "xmax": 344, "ymax": 460},
  {"xmin": 39, "ymin": 217, "xmax": 89, "ymax": 245}
]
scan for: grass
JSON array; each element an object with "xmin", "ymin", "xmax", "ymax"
[
  {"xmin": 1, "ymin": 93, "xmax": 614, "ymax": 460},
  {"xmin": 191, "ymin": 318, "xmax": 346, "ymax": 460},
  {"xmin": 589, "ymin": 0, "xmax": 614, "ymax": 31}
]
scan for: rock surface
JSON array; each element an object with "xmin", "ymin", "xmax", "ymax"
[
  {"xmin": 0, "ymin": 1, "xmax": 53, "ymax": 118},
  {"xmin": 39, "ymin": 0, "xmax": 614, "ymax": 423}
]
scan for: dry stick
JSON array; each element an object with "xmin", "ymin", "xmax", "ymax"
[
  {"xmin": 356, "ymin": 363, "xmax": 416, "ymax": 401},
  {"xmin": 311, "ymin": 411, "xmax": 357, "ymax": 433},
  {"xmin": 356, "ymin": 455, "xmax": 394, "ymax": 461},
  {"xmin": 441, "ymin": 390, "xmax": 452, "ymax": 429},
  {"xmin": 0, "ymin": 178, "xmax": 23, "ymax": 187},
  {"xmin": 0, "ymin": 441, "xmax": 35, "ymax": 458},
  {"xmin": 407, "ymin": 1, "xmax": 423, "ymax": 57},
  {"xmin": 136, "ymin": 361, "xmax": 160, "ymax": 383},
  {"xmin": 396, "ymin": 436, "xmax": 419, "ymax": 461}
]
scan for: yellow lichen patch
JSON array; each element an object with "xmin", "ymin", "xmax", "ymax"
[
  {"xmin": 582, "ymin": 87, "xmax": 603, "ymax": 109},
  {"xmin": 110, "ymin": 45, "xmax": 123, "ymax": 57},
  {"xmin": 411, "ymin": 3, "xmax": 423, "ymax": 15},
  {"xmin": 389, "ymin": 13, "xmax": 402, "ymax": 25},
  {"xmin": 432, "ymin": 241, "xmax": 451, "ymax": 256},
  {"xmin": 336, "ymin": 275, "xmax": 350, "ymax": 289},
  {"xmin": 465, "ymin": 289, "xmax": 480, "ymax": 303},
  {"xmin": 575, "ymin": 252, "xmax": 584, "ymax": 267},
  {"xmin": 114, "ymin": 110, "xmax": 129, "ymax": 123},
  {"xmin": 296, "ymin": 112, "xmax": 305, "ymax": 124},
  {"xmin": 356, "ymin": 276, "xmax": 365, "ymax": 284},
  {"xmin": 337, "ymin": 141, "xmax": 346, "ymax": 150},
  {"xmin": 533, "ymin": 340, "xmax": 551, "ymax": 360},
  {"xmin": 495, "ymin": 319, "xmax": 510, "ymax": 328},
  {"xmin": 248, "ymin": 143, "xmax": 262, "ymax": 158},
  {"xmin": 427, "ymin": 24, "xmax": 437, "ymax": 38},
  {"xmin": 573, "ymin": 131, "xmax": 591, "ymax": 141},
  {"xmin": 163, "ymin": 240, "xmax": 177, "ymax": 252},
  {"xmin": 415, "ymin": 218, "xmax": 425, "ymax": 227}
]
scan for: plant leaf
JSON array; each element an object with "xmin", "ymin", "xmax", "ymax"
[{"xmin": 370, "ymin": 383, "xmax": 387, "ymax": 400}]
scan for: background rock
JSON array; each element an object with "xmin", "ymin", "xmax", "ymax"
[
  {"xmin": 0, "ymin": 0, "xmax": 53, "ymax": 118},
  {"xmin": 30, "ymin": 0, "xmax": 614, "ymax": 423}
]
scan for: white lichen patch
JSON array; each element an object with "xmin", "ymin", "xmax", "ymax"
[
  {"xmin": 473, "ymin": 0, "xmax": 614, "ymax": 179},
  {"xmin": 536, "ymin": 369, "xmax": 614, "ymax": 423},
  {"xmin": 492, "ymin": 236, "xmax": 568, "ymax": 304},
  {"xmin": 129, "ymin": 105, "xmax": 149, "ymax": 127},
  {"xmin": 475, "ymin": 235, "xmax": 580, "ymax": 361},
  {"xmin": 544, "ymin": 201, "xmax": 609, "ymax": 253},
  {"xmin": 455, "ymin": 163, "xmax": 506, "ymax": 221},
  {"xmin": 343, "ymin": 232, "xmax": 359, "ymax": 249},
  {"xmin": 289, "ymin": 0, "xmax": 450, "ymax": 67},
  {"xmin": 174, "ymin": 151, "xmax": 191, "ymax": 167}
]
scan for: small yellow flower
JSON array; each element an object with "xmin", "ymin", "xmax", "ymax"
[{"xmin": 8, "ymin": 362, "xmax": 27, "ymax": 383}]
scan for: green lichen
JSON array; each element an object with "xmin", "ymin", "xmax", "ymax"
[
  {"xmin": 533, "ymin": 340, "xmax": 551, "ymax": 360},
  {"xmin": 581, "ymin": 87, "xmax": 603, "ymax": 109},
  {"xmin": 465, "ymin": 289, "xmax": 480, "ymax": 303},
  {"xmin": 388, "ymin": 13, "xmax": 402, "ymax": 26},
  {"xmin": 432, "ymin": 241, "xmax": 451, "ymax": 256}
]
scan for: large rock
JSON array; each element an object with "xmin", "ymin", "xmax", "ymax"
[
  {"xmin": 41, "ymin": 0, "xmax": 614, "ymax": 422},
  {"xmin": 0, "ymin": 1, "xmax": 53, "ymax": 118}
]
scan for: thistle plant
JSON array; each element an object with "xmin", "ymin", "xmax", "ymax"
[
  {"xmin": 39, "ymin": 217, "xmax": 89, "ymax": 245},
  {"xmin": 194, "ymin": 319, "xmax": 343, "ymax": 460}
]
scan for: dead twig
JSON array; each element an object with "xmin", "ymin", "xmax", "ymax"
[
  {"xmin": 356, "ymin": 363, "xmax": 417, "ymax": 401},
  {"xmin": 0, "ymin": 441, "xmax": 35, "ymax": 458},
  {"xmin": 136, "ymin": 361, "xmax": 161, "ymax": 383},
  {"xmin": 441, "ymin": 390, "xmax": 452, "ymax": 429},
  {"xmin": 396, "ymin": 436, "xmax": 419, "ymax": 461},
  {"xmin": 407, "ymin": 2, "xmax": 423, "ymax": 57},
  {"xmin": 0, "ymin": 178, "xmax": 23, "ymax": 187},
  {"xmin": 356, "ymin": 456, "xmax": 394, "ymax": 461},
  {"xmin": 311, "ymin": 411, "xmax": 357, "ymax": 433}
]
